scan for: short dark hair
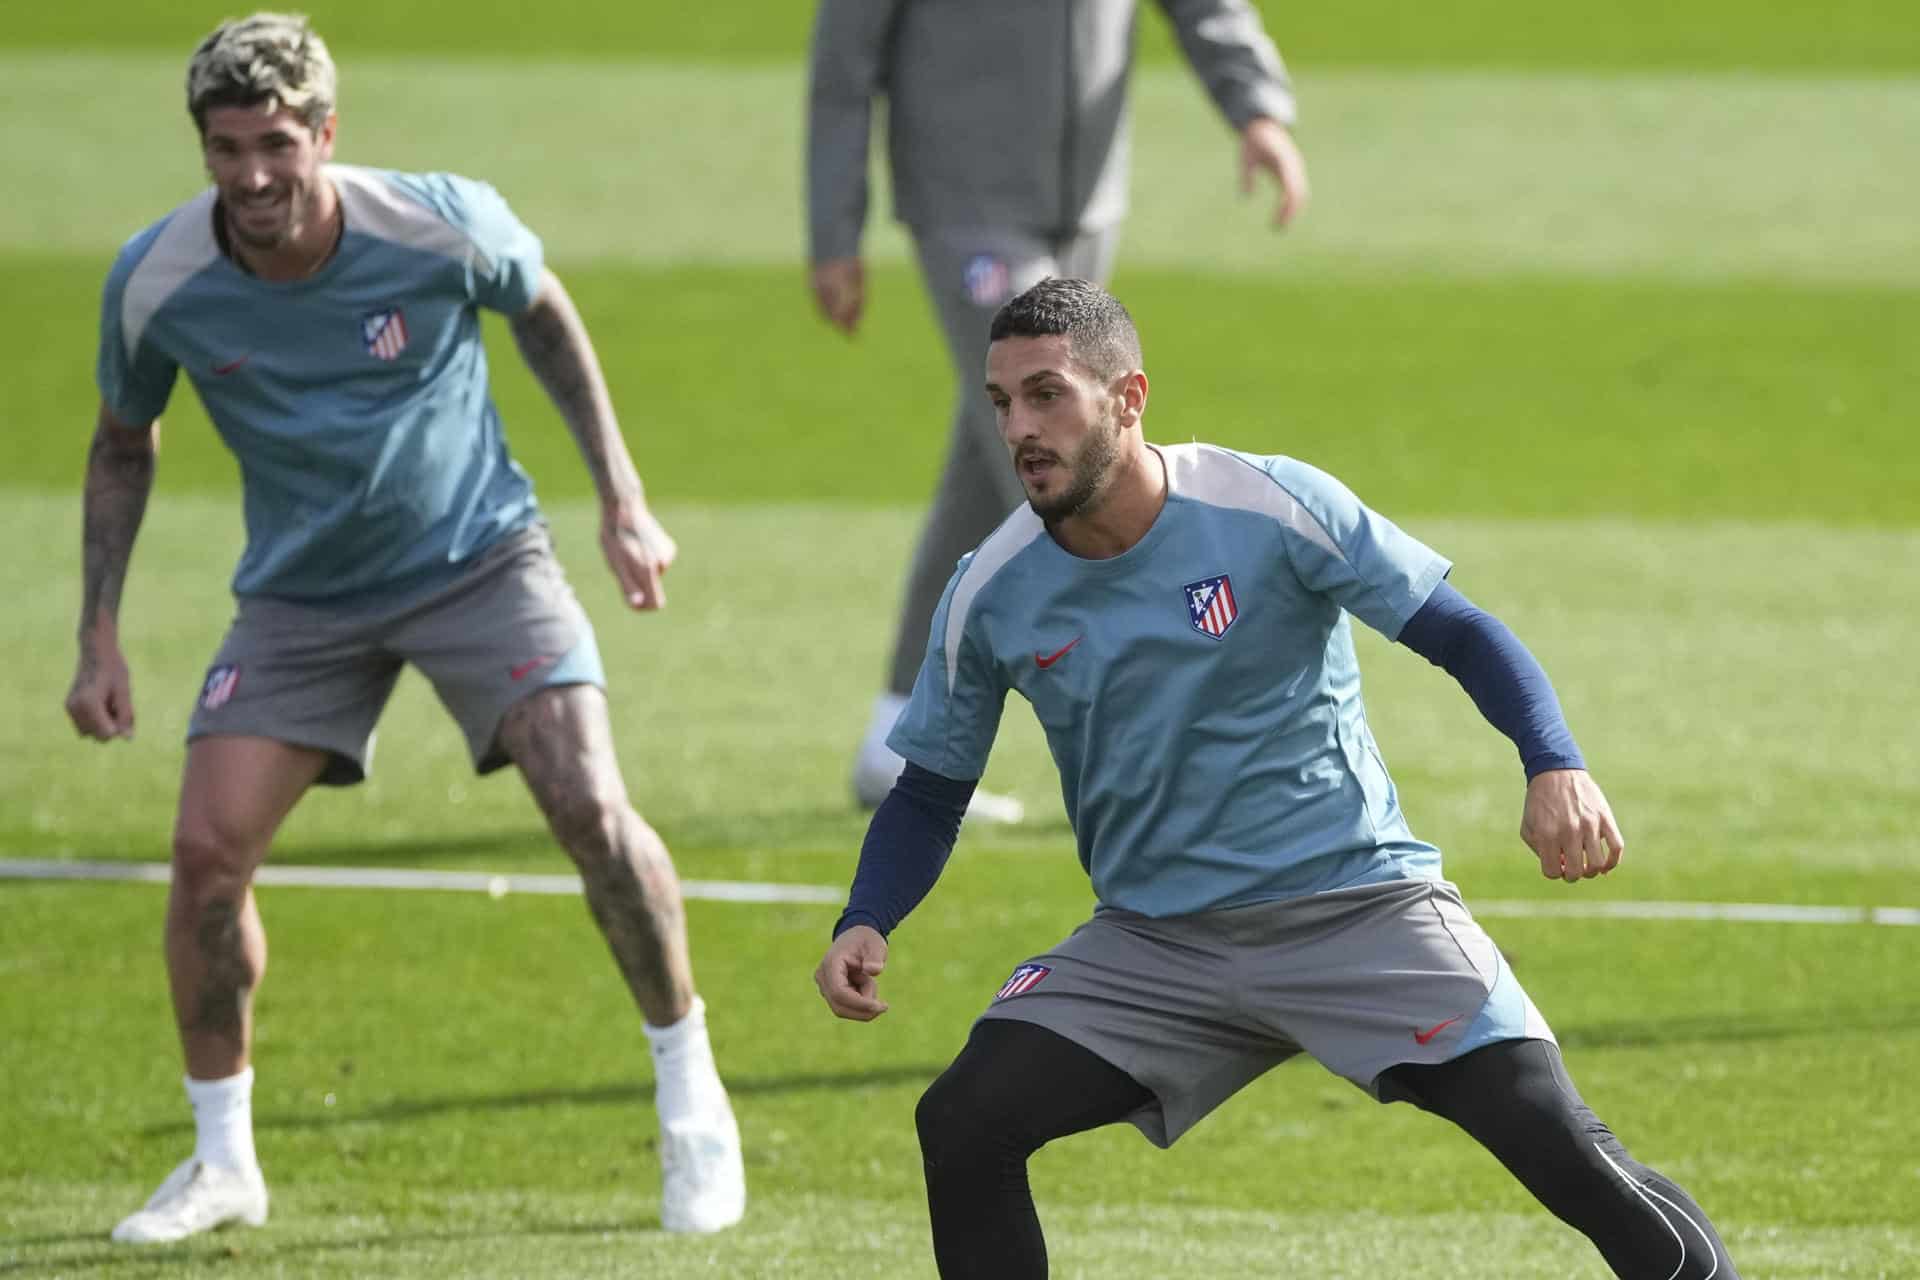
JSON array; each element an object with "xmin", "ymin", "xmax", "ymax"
[{"xmin": 988, "ymin": 277, "xmax": 1142, "ymax": 381}]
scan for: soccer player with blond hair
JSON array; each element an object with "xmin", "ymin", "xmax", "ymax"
[{"xmin": 74, "ymin": 12, "xmax": 744, "ymax": 1243}]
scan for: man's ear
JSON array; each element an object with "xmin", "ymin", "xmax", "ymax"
[
  {"xmin": 315, "ymin": 111, "xmax": 339, "ymax": 160},
  {"xmin": 1115, "ymin": 369, "xmax": 1149, "ymax": 428}
]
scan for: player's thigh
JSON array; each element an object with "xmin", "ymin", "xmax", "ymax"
[
  {"xmin": 919, "ymin": 1018, "xmax": 1154, "ymax": 1154},
  {"xmin": 911, "ymin": 226, "xmax": 1064, "ymax": 381},
  {"xmin": 977, "ymin": 913, "xmax": 1293, "ymax": 1148},
  {"xmin": 174, "ymin": 735, "xmax": 331, "ymax": 876},
  {"xmin": 396, "ymin": 527, "xmax": 608, "ymax": 777},
  {"xmin": 496, "ymin": 684, "xmax": 634, "ymax": 827},
  {"xmin": 1238, "ymin": 880, "xmax": 1555, "ymax": 1094},
  {"xmin": 188, "ymin": 596, "xmax": 402, "ymax": 787}
]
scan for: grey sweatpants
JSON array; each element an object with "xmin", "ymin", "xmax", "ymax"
[{"xmin": 886, "ymin": 223, "xmax": 1123, "ymax": 695}]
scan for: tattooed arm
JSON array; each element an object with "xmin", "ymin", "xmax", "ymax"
[
  {"xmin": 508, "ymin": 268, "xmax": 677, "ymax": 610},
  {"xmin": 66, "ymin": 401, "xmax": 158, "ymax": 741}
]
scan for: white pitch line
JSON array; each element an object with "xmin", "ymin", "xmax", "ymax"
[
  {"xmin": 0, "ymin": 860, "xmax": 1914, "ymax": 923},
  {"xmin": 1472, "ymin": 898, "xmax": 1920, "ymax": 927},
  {"xmin": 0, "ymin": 858, "xmax": 844, "ymax": 905}
]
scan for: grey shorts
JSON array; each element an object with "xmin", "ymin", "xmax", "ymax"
[
  {"xmin": 977, "ymin": 878, "xmax": 1555, "ymax": 1147},
  {"xmin": 187, "ymin": 525, "xmax": 605, "ymax": 785}
]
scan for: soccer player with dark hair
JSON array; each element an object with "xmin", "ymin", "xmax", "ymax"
[
  {"xmin": 70, "ymin": 11, "xmax": 743, "ymax": 1244},
  {"xmin": 815, "ymin": 277, "xmax": 1741, "ymax": 1277}
]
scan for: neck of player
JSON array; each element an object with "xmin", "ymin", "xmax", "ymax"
[{"xmin": 1052, "ymin": 441, "xmax": 1168, "ymax": 561}]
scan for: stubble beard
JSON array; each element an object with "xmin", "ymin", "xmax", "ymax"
[{"xmin": 1026, "ymin": 414, "xmax": 1121, "ymax": 526}]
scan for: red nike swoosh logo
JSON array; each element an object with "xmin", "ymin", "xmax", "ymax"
[
  {"xmin": 1412, "ymin": 1016, "xmax": 1462, "ymax": 1046},
  {"xmin": 211, "ymin": 356, "xmax": 250, "ymax": 376},
  {"xmin": 509, "ymin": 655, "xmax": 556, "ymax": 681},
  {"xmin": 1034, "ymin": 636, "xmax": 1083, "ymax": 669}
]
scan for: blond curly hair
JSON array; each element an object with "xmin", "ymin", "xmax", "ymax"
[{"xmin": 187, "ymin": 12, "xmax": 336, "ymax": 135}]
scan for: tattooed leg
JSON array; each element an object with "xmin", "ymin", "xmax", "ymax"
[
  {"xmin": 168, "ymin": 736, "xmax": 327, "ymax": 1079},
  {"xmin": 501, "ymin": 684, "xmax": 696, "ymax": 1026}
]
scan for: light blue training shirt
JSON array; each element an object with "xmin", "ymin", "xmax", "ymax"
[
  {"xmin": 889, "ymin": 443, "xmax": 1455, "ymax": 917},
  {"xmin": 97, "ymin": 165, "xmax": 546, "ymax": 603}
]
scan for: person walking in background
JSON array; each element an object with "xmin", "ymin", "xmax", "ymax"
[
  {"xmin": 806, "ymin": 0, "xmax": 1310, "ymax": 820},
  {"xmin": 69, "ymin": 12, "xmax": 744, "ymax": 1243}
]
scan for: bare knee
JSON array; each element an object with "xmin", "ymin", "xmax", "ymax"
[
  {"xmin": 544, "ymin": 787, "xmax": 630, "ymax": 862},
  {"xmin": 170, "ymin": 823, "xmax": 260, "ymax": 908}
]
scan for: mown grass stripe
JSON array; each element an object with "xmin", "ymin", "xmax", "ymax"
[{"xmin": 6, "ymin": 55, "xmax": 1917, "ymax": 284}]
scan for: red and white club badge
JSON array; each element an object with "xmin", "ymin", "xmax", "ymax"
[
  {"xmin": 995, "ymin": 963, "xmax": 1051, "ymax": 1000},
  {"xmin": 1184, "ymin": 574, "xmax": 1239, "ymax": 639},
  {"xmin": 200, "ymin": 664, "xmax": 241, "ymax": 710},
  {"xmin": 361, "ymin": 306, "xmax": 409, "ymax": 360}
]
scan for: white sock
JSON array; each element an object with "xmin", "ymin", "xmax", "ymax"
[
  {"xmin": 185, "ymin": 1067, "xmax": 258, "ymax": 1173},
  {"xmin": 644, "ymin": 997, "xmax": 723, "ymax": 1120}
]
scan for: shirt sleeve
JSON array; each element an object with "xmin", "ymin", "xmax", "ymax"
[
  {"xmin": 392, "ymin": 172, "xmax": 546, "ymax": 315},
  {"xmin": 1154, "ymin": 0, "xmax": 1298, "ymax": 128},
  {"xmin": 1263, "ymin": 456, "xmax": 1452, "ymax": 640},
  {"xmin": 885, "ymin": 556, "xmax": 1010, "ymax": 780},
  {"xmin": 806, "ymin": 0, "xmax": 906, "ymax": 263},
  {"xmin": 95, "ymin": 236, "xmax": 179, "ymax": 424}
]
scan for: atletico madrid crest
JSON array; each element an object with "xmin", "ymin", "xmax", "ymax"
[
  {"xmin": 200, "ymin": 664, "xmax": 241, "ymax": 710},
  {"xmin": 962, "ymin": 253, "xmax": 1011, "ymax": 307},
  {"xmin": 361, "ymin": 307, "xmax": 409, "ymax": 360},
  {"xmin": 995, "ymin": 963, "xmax": 1051, "ymax": 1001},
  {"xmin": 1184, "ymin": 574, "xmax": 1239, "ymax": 640}
]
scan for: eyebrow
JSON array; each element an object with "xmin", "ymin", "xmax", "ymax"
[
  {"xmin": 985, "ymin": 368, "xmax": 1070, "ymax": 394},
  {"xmin": 206, "ymin": 129, "xmax": 297, "ymax": 146}
]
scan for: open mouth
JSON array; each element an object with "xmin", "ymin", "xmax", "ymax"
[
  {"xmin": 230, "ymin": 189, "xmax": 289, "ymax": 226},
  {"xmin": 1018, "ymin": 452, "xmax": 1059, "ymax": 483}
]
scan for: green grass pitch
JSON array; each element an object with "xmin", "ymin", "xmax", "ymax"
[{"xmin": 2, "ymin": 3, "xmax": 1916, "ymax": 1276}]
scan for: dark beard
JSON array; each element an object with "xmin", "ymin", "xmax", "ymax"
[{"xmin": 1027, "ymin": 420, "xmax": 1120, "ymax": 525}]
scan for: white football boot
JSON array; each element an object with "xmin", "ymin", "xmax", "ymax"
[
  {"xmin": 851, "ymin": 694, "xmax": 1025, "ymax": 825},
  {"xmin": 111, "ymin": 1157, "xmax": 268, "ymax": 1243},
  {"xmin": 658, "ymin": 1092, "xmax": 746, "ymax": 1233},
  {"xmin": 649, "ymin": 996, "xmax": 745, "ymax": 1234}
]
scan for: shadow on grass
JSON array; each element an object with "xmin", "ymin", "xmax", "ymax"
[
  {"xmin": 139, "ymin": 1063, "xmax": 946, "ymax": 1138},
  {"xmin": 1560, "ymin": 1004, "xmax": 1920, "ymax": 1051}
]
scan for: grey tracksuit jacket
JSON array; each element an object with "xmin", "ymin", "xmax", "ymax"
[{"xmin": 806, "ymin": 0, "xmax": 1297, "ymax": 263}]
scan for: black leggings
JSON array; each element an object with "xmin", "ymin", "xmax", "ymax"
[{"xmin": 916, "ymin": 1019, "xmax": 1738, "ymax": 1279}]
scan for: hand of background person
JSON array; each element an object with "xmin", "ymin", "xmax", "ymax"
[
  {"xmin": 815, "ymin": 924, "xmax": 890, "ymax": 1020},
  {"xmin": 1520, "ymin": 768, "xmax": 1625, "ymax": 882},
  {"xmin": 1239, "ymin": 117, "xmax": 1310, "ymax": 229},
  {"xmin": 810, "ymin": 257, "xmax": 866, "ymax": 335},
  {"xmin": 601, "ymin": 500, "xmax": 677, "ymax": 610},
  {"xmin": 66, "ymin": 631, "xmax": 136, "ymax": 741}
]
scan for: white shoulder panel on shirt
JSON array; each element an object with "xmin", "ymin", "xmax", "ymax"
[
  {"xmin": 121, "ymin": 190, "xmax": 220, "ymax": 362},
  {"xmin": 1160, "ymin": 441, "xmax": 1345, "ymax": 562},
  {"xmin": 943, "ymin": 504, "xmax": 1046, "ymax": 694},
  {"xmin": 330, "ymin": 166, "xmax": 493, "ymax": 275}
]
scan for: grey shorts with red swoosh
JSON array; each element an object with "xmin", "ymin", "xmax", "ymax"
[{"xmin": 976, "ymin": 878, "xmax": 1556, "ymax": 1147}]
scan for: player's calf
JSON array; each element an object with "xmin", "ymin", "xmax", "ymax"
[{"xmin": 1382, "ymin": 1039, "xmax": 1740, "ymax": 1279}]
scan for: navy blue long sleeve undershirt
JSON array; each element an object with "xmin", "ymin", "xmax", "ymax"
[
  {"xmin": 834, "ymin": 763, "xmax": 975, "ymax": 939},
  {"xmin": 833, "ymin": 580, "xmax": 1584, "ymax": 939},
  {"xmin": 1395, "ymin": 579, "xmax": 1585, "ymax": 780}
]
